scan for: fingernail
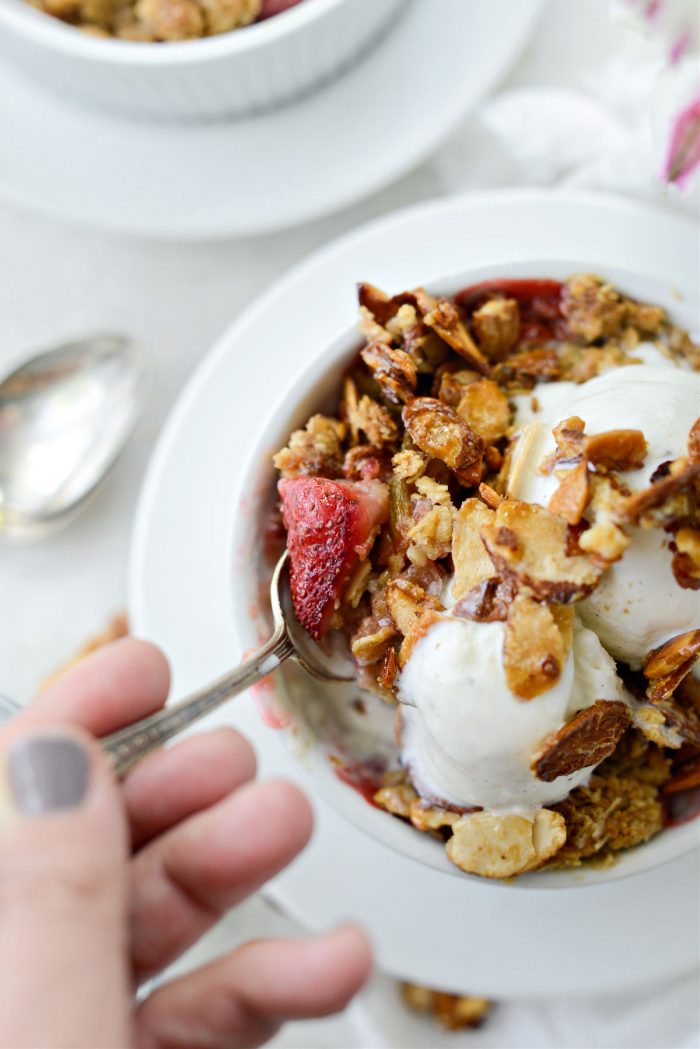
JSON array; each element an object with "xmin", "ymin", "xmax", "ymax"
[{"xmin": 8, "ymin": 736, "xmax": 89, "ymax": 817}]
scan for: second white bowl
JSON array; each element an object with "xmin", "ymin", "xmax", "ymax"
[{"xmin": 0, "ymin": 0, "xmax": 403, "ymax": 120}]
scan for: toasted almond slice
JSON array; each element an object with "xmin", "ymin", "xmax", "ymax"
[
  {"xmin": 456, "ymin": 379, "xmax": 511, "ymax": 445},
  {"xmin": 351, "ymin": 624, "xmax": 397, "ymax": 665},
  {"xmin": 551, "ymin": 604, "xmax": 575, "ymax": 653},
  {"xmin": 424, "ymin": 299, "xmax": 491, "ymax": 375},
  {"xmin": 409, "ymin": 798, "xmax": 460, "ymax": 832},
  {"xmin": 445, "ymin": 809, "xmax": 566, "ymax": 879},
  {"xmin": 548, "ymin": 461, "xmax": 590, "ymax": 525},
  {"xmin": 583, "ymin": 428, "xmax": 648, "ymax": 471},
  {"xmin": 619, "ymin": 459, "xmax": 700, "ymax": 523},
  {"xmin": 503, "ymin": 594, "xmax": 568, "ymax": 700},
  {"xmin": 481, "ymin": 499, "xmax": 602, "ymax": 603},
  {"xmin": 632, "ymin": 696, "xmax": 700, "ymax": 748},
  {"xmin": 402, "ymin": 397, "xmax": 484, "ymax": 483},
  {"xmin": 385, "ymin": 579, "xmax": 444, "ymax": 637},
  {"xmin": 505, "ymin": 421, "xmax": 544, "ymax": 499},
  {"xmin": 398, "ymin": 609, "xmax": 443, "ymax": 669},
  {"xmin": 643, "ymin": 629, "xmax": 700, "ymax": 680},
  {"xmin": 453, "ymin": 576, "xmax": 517, "ymax": 623},
  {"xmin": 360, "ymin": 341, "xmax": 417, "ymax": 405},
  {"xmin": 451, "ymin": 499, "xmax": 497, "ymax": 600},
  {"xmin": 531, "ymin": 700, "xmax": 631, "ymax": 782},
  {"xmin": 646, "ymin": 659, "xmax": 698, "ymax": 703},
  {"xmin": 553, "ymin": 416, "xmax": 585, "ymax": 459},
  {"xmin": 373, "ymin": 779, "xmax": 419, "ymax": 817},
  {"xmin": 478, "ymin": 482, "xmax": 502, "ymax": 509}
]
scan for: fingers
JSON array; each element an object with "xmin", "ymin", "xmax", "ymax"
[
  {"xmin": 0, "ymin": 727, "xmax": 132, "ymax": 1049},
  {"xmin": 129, "ymin": 779, "xmax": 312, "ymax": 982},
  {"xmin": 123, "ymin": 727, "xmax": 257, "ymax": 849},
  {"xmin": 135, "ymin": 925, "xmax": 373, "ymax": 1049},
  {"xmin": 7, "ymin": 639, "xmax": 171, "ymax": 740}
]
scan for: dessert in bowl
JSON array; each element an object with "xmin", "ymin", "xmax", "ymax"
[
  {"xmin": 233, "ymin": 264, "xmax": 700, "ymax": 884},
  {"xmin": 0, "ymin": 0, "xmax": 401, "ymax": 119}
]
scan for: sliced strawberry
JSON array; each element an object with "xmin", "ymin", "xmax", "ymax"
[{"xmin": 279, "ymin": 477, "xmax": 389, "ymax": 639}]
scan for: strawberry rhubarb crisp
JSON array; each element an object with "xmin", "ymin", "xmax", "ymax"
[
  {"xmin": 273, "ymin": 275, "xmax": 700, "ymax": 879},
  {"xmin": 28, "ymin": 0, "xmax": 302, "ymax": 41}
]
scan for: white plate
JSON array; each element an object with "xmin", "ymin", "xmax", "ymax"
[
  {"xmin": 130, "ymin": 189, "xmax": 700, "ymax": 996},
  {"xmin": 0, "ymin": 0, "xmax": 541, "ymax": 239}
]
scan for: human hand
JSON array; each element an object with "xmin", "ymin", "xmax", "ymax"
[{"xmin": 0, "ymin": 639, "xmax": 372, "ymax": 1048}]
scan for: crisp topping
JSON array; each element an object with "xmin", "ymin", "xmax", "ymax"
[
  {"xmin": 446, "ymin": 809, "xmax": 566, "ymax": 878},
  {"xmin": 503, "ymin": 594, "xmax": 570, "ymax": 700},
  {"xmin": 402, "ymin": 398, "xmax": 484, "ymax": 484},
  {"xmin": 273, "ymin": 274, "xmax": 700, "ymax": 878},
  {"xmin": 532, "ymin": 700, "xmax": 631, "ymax": 782},
  {"xmin": 481, "ymin": 499, "xmax": 602, "ymax": 602}
]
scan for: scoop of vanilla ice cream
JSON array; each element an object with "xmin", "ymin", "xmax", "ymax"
[
  {"xmin": 398, "ymin": 615, "xmax": 625, "ymax": 811},
  {"xmin": 510, "ymin": 358, "xmax": 700, "ymax": 667}
]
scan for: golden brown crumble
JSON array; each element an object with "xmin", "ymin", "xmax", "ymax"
[
  {"xmin": 28, "ymin": 0, "xmax": 267, "ymax": 40},
  {"xmin": 400, "ymin": 983, "xmax": 491, "ymax": 1031},
  {"xmin": 274, "ymin": 274, "xmax": 700, "ymax": 878}
]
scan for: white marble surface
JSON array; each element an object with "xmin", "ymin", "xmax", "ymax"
[{"xmin": 1, "ymin": 1, "xmax": 698, "ymax": 1045}]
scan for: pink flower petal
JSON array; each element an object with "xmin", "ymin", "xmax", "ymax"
[{"xmin": 664, "ymin": 93, "xmax": 700, "ymax": 185}]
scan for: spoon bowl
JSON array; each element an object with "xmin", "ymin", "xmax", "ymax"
[
  {"xmin": 101, "ymin": 550, "xmax": 351, "ymax": 776},
  {"xmin": 0, "ymin": 334, "xmax": 145, "ymax": 538}
]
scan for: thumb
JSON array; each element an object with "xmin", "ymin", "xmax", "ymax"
[{"xmin": 0, "ymin": 728, "xmax": 132, "ymax": 1049}]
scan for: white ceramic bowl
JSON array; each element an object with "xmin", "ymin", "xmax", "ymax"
[
  {"xmin": 0, "ymin": 0, "xmax": 402, "ymax": 120},
  {"xmin": 231, "ymin": 258, "xmax": 700, "ymax": 890}
]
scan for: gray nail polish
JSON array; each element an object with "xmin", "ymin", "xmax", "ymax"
[{"xmin": 8, "ymin": 736, "xmax": 89, "ymax": 817}]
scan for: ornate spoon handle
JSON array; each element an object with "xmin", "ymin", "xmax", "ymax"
[{"xmin": 102, "ymin": 627, "xmax": 295, "ymax": 777}]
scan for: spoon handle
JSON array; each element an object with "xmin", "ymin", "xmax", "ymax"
[{"xmin": 101, "ymin": 628, "xmax": 295, "ymax": 777}]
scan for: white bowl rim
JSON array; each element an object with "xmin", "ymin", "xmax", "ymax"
[
  {"xmin": 0, "ymin": 0, "xmax": 347, "ymax": 64},
  {"xmin": 230, "ymin": 255, "xmax": 700, "ymax": 890}
]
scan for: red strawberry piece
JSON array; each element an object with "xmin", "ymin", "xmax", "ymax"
[
  {"xmin": 279, "ymin": 477, "xmax": 389, "ymax": 639},
  {"xmin": 259, "ymin": 0, "xmax": 303, "ymax": 19}
]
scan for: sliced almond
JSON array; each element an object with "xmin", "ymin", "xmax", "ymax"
[
  {"xmin": 360, "ymin": 341, "xmax": 417, "ymax": 404},
  {"xmin": 478, "ymin": 482, "xmax": 502, "ymax": 509},
  {"xmin": 632, "ymin": 697, "xmax": 700, "ymax": 749},
  {"xmin": 409, "ymin": 798, "xmax": 460, "ymax": 832},
  {"xmin": 646, "ymin": 659, "xmax": 698, "ymax": 703},
  {"xmin": 453, "ymin": 576, "xmax": 518, "ymax": 623},
  {"xmin": 373, "ymin": 779, "xmax": 419, "ymax": 817},
  {"xmin": 505, "ymin": 421, "xmax": 544, "ymax": 499},
  {"xmin": 385, "ymin": 578, "xmax": 443, "ymax": 637},
  {"xmin": 531, "ymin": 700, "xmax": 630, "ymax": 782},
  {"xmin": 398, "ymin": 609, "xmax": 443, "ymax": 669},
  {"xmin": 481, "ymin": 499, "xmax": 602, "ymax": 603},
  {"xmin": 643, "ymin": 629, "xmax": 700, "ymax": 680},
  {"xmin": 451, "ymin": 498, "xmax": 497, "ymax": 600},
  {"xmin": 351, "ymin": 624, "xmax": 397, "ymax": 665},
  {"xmin": 402, "ymin": 397, "xmax": 484, "ymax": 484},
  {"xmin": 619, "ymin": 458, "xmax": 700, "ymax": 523},
  {"xmin": 552, "ymin": 416, "xmax": 585, "ymax": 459},
  {"xmin": 446, "ymin": 809, "xmax": 566, "ymax": 878},
  {"xmin": 456, "ymin": 379, "xmax": 511, "ymax": 444},
  {"xmin": 548, "ymin": 460, "xmax": 590, "ymax": 525},
  {"xmin": 503, "ymin": 594, "xmax": 568, "ymax": 700},
  {"xmin": 583, "ymin": 428, "xmax": 648, "ymax": 471},
  {"xmin": 424, "ymin": 299, "xmax": 491, "ymax": 375}
]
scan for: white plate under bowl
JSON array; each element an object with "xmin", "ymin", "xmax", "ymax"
[
  {"xmin": 130, "ymin": 189, "xmax": 700, "ymax": 996},
  {"xmin": 0, "ymin": 0, "xmax": 542, "ymax": 239}
]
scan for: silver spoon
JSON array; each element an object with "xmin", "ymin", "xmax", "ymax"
[
  {"xmin": 0, "ymin": 334, "xmax": 145, "ymax": 538},
  {"xmin": 103, "ymin": 551, "xmax": 352, "ymax": 776}
]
